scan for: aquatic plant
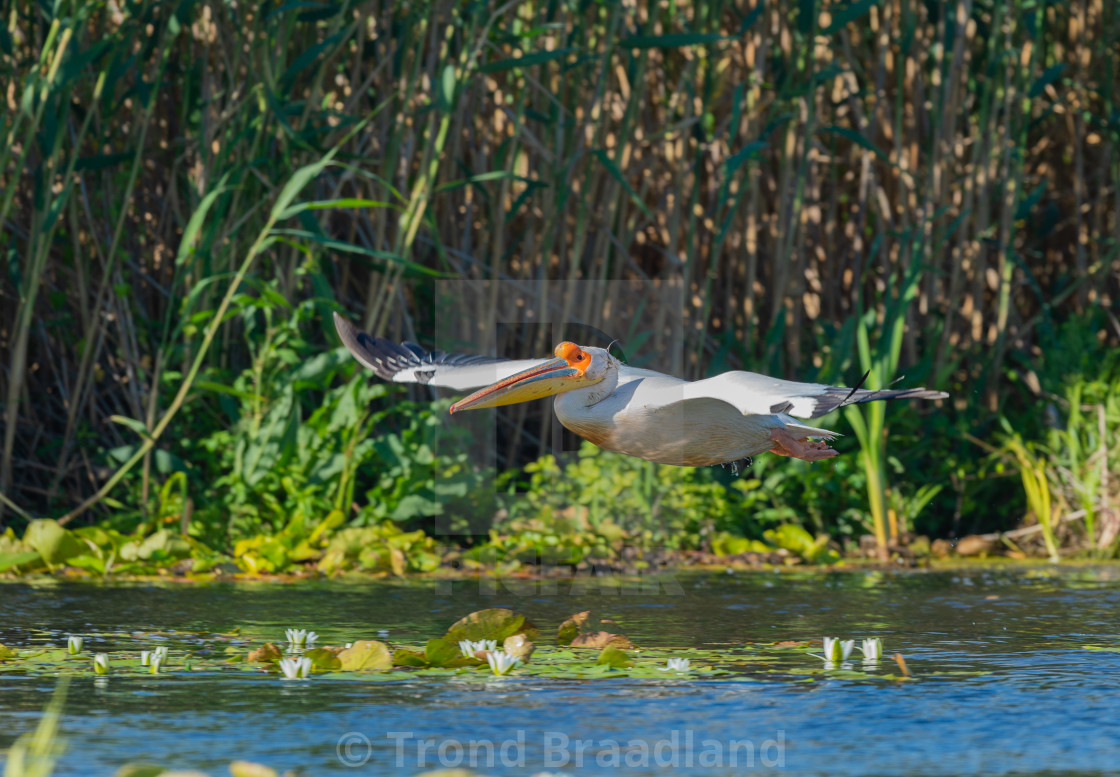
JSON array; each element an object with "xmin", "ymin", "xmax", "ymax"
[
  {"xmin": 860, "ymin": 638, "xmax": 883, "ymax": 662},
  {"xmin": 659, "ymin": 658, "xmax": 691, "ymax": 673},
  {"xmin": 822, "ymin": 638, "xmax": 855, "ymax": 663},
  {"xmin": 285, "ymin": 629, "xmax": 318, "ymax": 649},
  {"xmin": 92, "ymin": 654, "xmax": 109, "ymax": 675},
  {"xmin": 458, "ymin": 639, "xmax": 497, "ymax": 658},
  {"xmin": 4, "ymin": 679, "xmax": 67, "ymax": 777},
  {"xmin": 278, "ymin": 657, "xmax": 312, "ymax": 680},
  {"xmin": 485, "ymin": 651, "xmax": 521, "ymax": 676},
  {"xmin": 66, "ymin": 636, "xmax": 82, "ymax": 655}
]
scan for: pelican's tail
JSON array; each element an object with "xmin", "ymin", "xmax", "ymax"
[{"xmin": 778, "ymin": 416, "xmax": 841, "ymax": 441}]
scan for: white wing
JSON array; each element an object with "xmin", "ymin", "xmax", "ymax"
[
  {"xmin": 333, "ymin": 312, "xmax": 548, "ymax": 391},
  {"xmin": 681, "ymin": 370, "xmax": 947, "ymax": 420}
]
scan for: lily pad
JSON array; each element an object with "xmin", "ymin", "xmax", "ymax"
[
  {"xmin": 24, "ymin": 519, "xmax": 86, "ymax": 567},
  {"xmin": 304, "ymin": 647, "xmax": 344, "ymax": 670},
  {"xmin": 393, "ymin": 638, "xmax": 477, "ymax": 668},
  {"xmin": 0, "ymin": 644, "xmax": 18, "ymax": 660},
  {"xmin": 392, "ymin": 648, "xmax": 428, "ymax": 667},
  {"xmin": 596, "ymin": 645, "xmax": 634, "ymax": 669},
  {"xmin": 557, "ymin": 610, "xmax": 621, "ymax": 645},
  {"xmin": 444, "ymin": 608, "xmax": 538, "ymax": 643},
  {"xmin": 426, "ymin": 637, "xmax": 478, "ymax": 668},
  {"xmin": 337, "ymin": 640, "xmax": 392, "ymax": 671}
]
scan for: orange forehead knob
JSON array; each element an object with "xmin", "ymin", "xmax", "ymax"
[{"xmin": 554, "ymin": 341, "xmax": 585, "ymax": 365}]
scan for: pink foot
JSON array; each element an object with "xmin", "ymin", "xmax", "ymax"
[{"xmin": 768, "ymin": 427, "xmax": 838, "ymax": 462}]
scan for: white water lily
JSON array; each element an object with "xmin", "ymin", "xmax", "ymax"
[
  {"xmin": 140, "ymin": 650, "xmax": 151, "ymax": 666},
  {"xmin": 658, "ymin": 658, "xmax": 691, "ymax": 673},
  {"xmin": 93, "ymin": 654, "xmax": 110, "ymax": 675},
  {"xmin": 67, "ymin": 636, "xmax": 83, "ymax": 654},
  {"xmin": 486, "ymin": 650, "xmax": 521, "ymax": 676},
  {"xmin": 822, "ymin": 637, "xmax": 855, "ymax": 662},
  {"xmin": 860, "ymin": 638, "xmax": 883, "ymax": 662},
  {"xmin": 150, "ymin": 654, "xmax": 163, "ymax": 674},
  {"xmin": 459, "ymin": 639, "xmax": 498, "ymax": 658},
  {"xmin": 285, "ymin": 629, "xmax": 318, "ymax": 648},
  {"xmin": 278, "ymin": 656, "xmax": 312, "ymax": 679}
]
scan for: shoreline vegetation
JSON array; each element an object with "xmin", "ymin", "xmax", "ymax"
[{"xmin": 2, "ymin": 1, "xmax": 1118, "ymax": 570}]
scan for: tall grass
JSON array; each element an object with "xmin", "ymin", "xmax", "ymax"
[{"xmin": 1, "ymin": 0, "xmax": 1117, "ymax": 542}]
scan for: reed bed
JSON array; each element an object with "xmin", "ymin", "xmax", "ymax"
[{"xmin": 1, "ymin": 0, "xmax": 1117, "ymax": 531}]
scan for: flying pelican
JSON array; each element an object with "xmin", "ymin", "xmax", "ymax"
[{"xmin": 333, "ymin": 313, "xmax": 947, "ymax": 469}]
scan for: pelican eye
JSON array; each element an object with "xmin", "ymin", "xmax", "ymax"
[{"xmin": 554, "ymin": 341, "xmax": 585, "ymax": 366}]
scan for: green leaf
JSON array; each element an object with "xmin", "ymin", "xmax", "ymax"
[
  {"xmin": 818, "ymin": 126, "xmax": 890, "ymax": 163},
  {"xmin": 293, "ymin": 198, "xmax": 401, "ymax": 213},
  {"xmin": 738, "ymin": 4, "xmax": 765, "ymax": 33},
  {"xmin": 392, "ymin": 648, "xmax": 428, "ymax": 667},
  {"xmin": 279, "ymin": 30, "xmax": 345, "ymax": 92},
  {"xmin": 268, "ymin": 229, "xmax": 443, "ymax": 277},
  {"xmin": 596, "ymin": 645, "xmax": 634, "ymax": 668},
  {"xmin": 591, "ymin": 150, "xmax": 652, "ymax": 218},
  {"xmin": 621, "ymin": 33, "xmax": 727, "ymax": 49},
  {"xmin": 425, "ymin": 637, "xmax": 473, "ymax": 668},
  {"xmin": 305, "ymin": 647, "xmax": 342, "ymax": 671},
  {"xmin": 444, "ymin": 609, "xmax": 539, "ymax": 643},
  {"xmin": 798, "ymin": 0, "xmax": 818, "ymax": 35},
  {"xmin": 480, "ymin": 47, "xmax": 576, "ymax": 73},
  {"xmin": 337, "ymin": 640, "xmax": 392, "ymax": 671},
  {"xmin": 823, "ymin": 0, "xmax": 880, "ymax": 34},
  {"xmin": 438, "ymin": 64, "xmax": 456, "ymax": 111},
  {"xmin": 66, "ymin": 555, "xmax": 107, "ymax": 575},
  {"xmin": 0, "ymin": 551, "xmax": 42, "ymax": 573},
  {"xmin": 269, "ymin": 151, "xmax": 339, "ymax": 225},
  {"xmin": 176, "ymin": 174, "xmax": 232, "ymax": 266},
  {"xmin": 1029, "ymin": 64, "xmax": 1066, "ymax": 98},
  {"xmin": 109, "ymin": 415, "xmax": 150, "ymax": 438},
  {"xmin": 24, "ymin": 520, "xmax": 86, "ymax": 567},
  {"xmin": 75, "ymin": 152, "xmax": 132, "ymax": 172}
]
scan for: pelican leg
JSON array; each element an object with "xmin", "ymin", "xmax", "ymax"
[{"xmin": 768, "ymin": 427, "xmax": 838, "ymax": 462}]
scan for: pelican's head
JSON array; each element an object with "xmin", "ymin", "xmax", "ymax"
[{"xmin": 450, "ymin": 342, "xmax": 617, "ymax": 413}]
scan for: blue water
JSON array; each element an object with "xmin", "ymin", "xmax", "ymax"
[{"xmin": 2, "ymin": 567, "xmax": 1120, "ymax": 776}]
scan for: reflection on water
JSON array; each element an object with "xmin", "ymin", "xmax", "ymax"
[{"xmin": 2, "ymin": 567, "xmax": 1120, "ymax": 776}]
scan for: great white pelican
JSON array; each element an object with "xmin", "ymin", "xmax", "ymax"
[{"xmin": 334, "ymin": 313, "xmax": 947, "ymax": 469}]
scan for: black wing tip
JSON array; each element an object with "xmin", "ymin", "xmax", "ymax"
[
  {"xmin": 333, "ymin": 309, "xmax": 511, "ymax": 383},
  {"xmin": 810, "ymin": 384, "xmax": 949, "ymax": 418}
]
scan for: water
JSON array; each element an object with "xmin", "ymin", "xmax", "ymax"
[{"xmin": 2, "ymin": 566, "xmax": 1120, "ymax": 776}]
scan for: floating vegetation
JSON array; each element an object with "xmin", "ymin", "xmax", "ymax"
[
  {"xmin": 92, "ymin": 654, "xmax": 109, "ymax": 676},
  {"xmin": 278, "ymin": 656, "xmax": 312, "ymax": 680},
  {"xmin": 485, "ymin": 650, "xmax": 521, "ymax": 676},
  {"xmin": 821, "ymin": 637, "xmax": 855, "ymax": 663},
  {"xmin": 285, "ymin": 628, "xmax": 318, "ymax": 649},
  {"xmin": 0, "ymin": 609, "xmax": 915, "ymax": 684},
  {"xmin": 659, "ymin": 658, "xmax": 691, "ymax": 673},
  {"xmin": 458, "ymin": 638, "xmax": 497, "ymax": 658}
]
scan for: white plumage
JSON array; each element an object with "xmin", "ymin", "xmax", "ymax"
[{"xmin": 334, "ymin": 313, "xmax": 947, "ymax": 468}]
